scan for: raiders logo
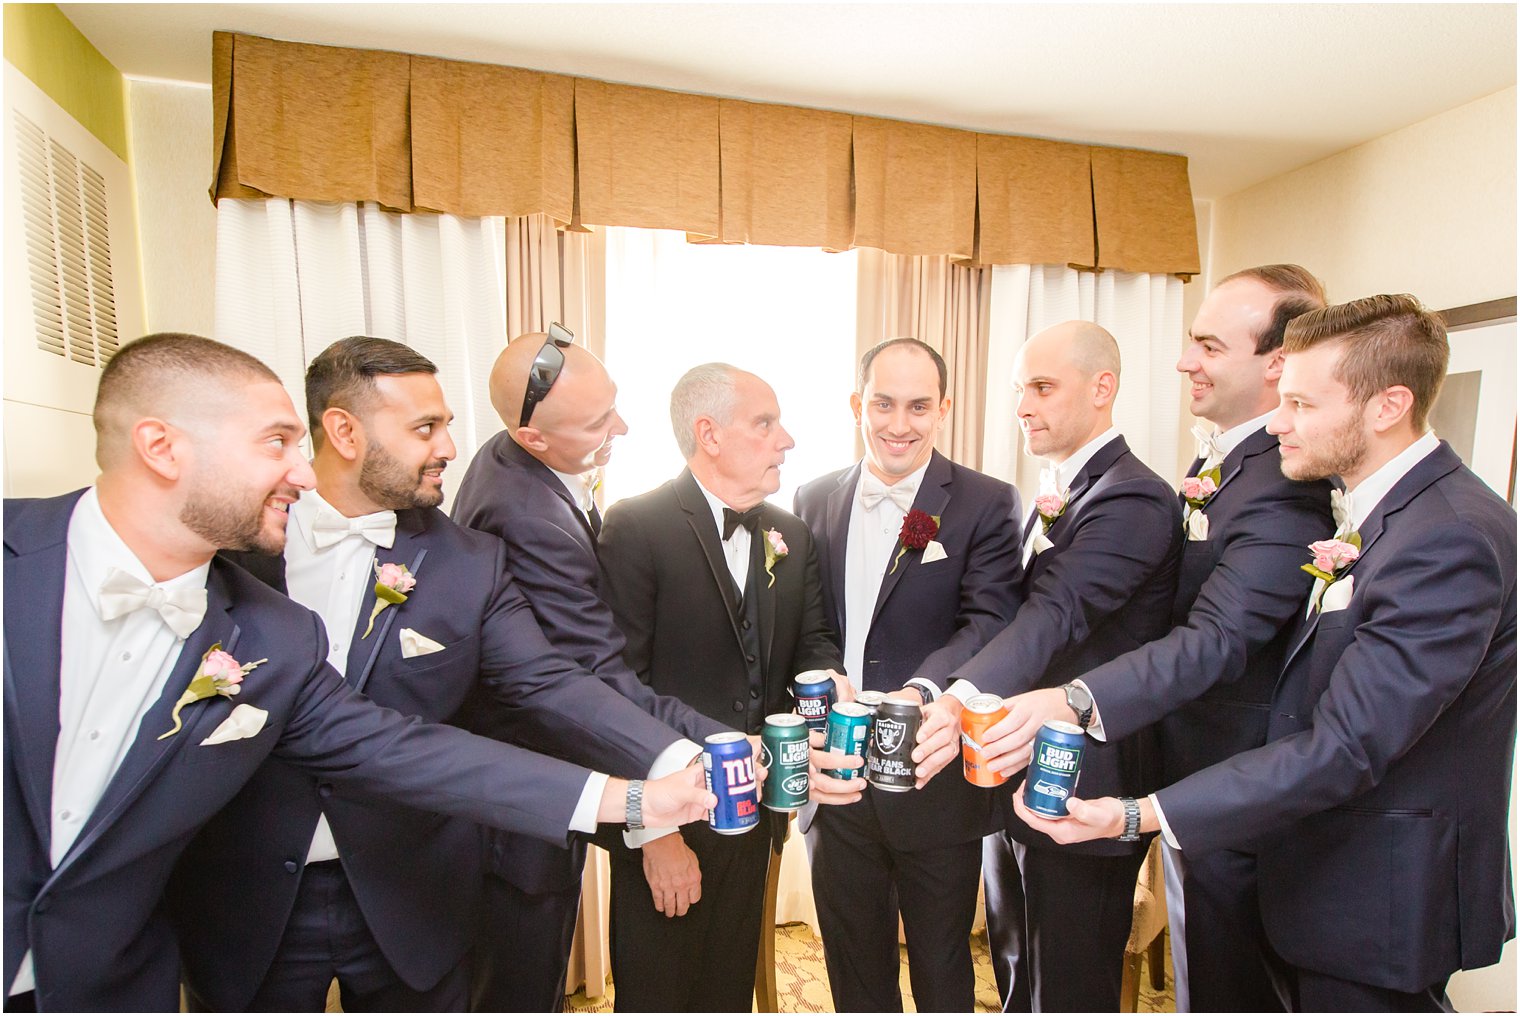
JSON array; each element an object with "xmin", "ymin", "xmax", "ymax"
[{"xmin": 875, "ymin": 718, "xmax": 906, "ymax": 754}]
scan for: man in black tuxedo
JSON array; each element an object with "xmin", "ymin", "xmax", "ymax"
[
  {"xmin": 1019, "ymin": 294, "xmax": 1516, "ymax": 1012},
  {"xmin": 915, "ymin": 320, "xmax": 1182, "ymax": 1011},
  {"xmin": 452, "ymin": 333, "xmax": 729, "ymax": 1011},
  {"xmin": 792, "ymin": 338, "xmax": 1021, "ymax": 1011},
  {"xmin": 598, "ymin": 363, "xmax": 844, "ymax": 1011},
  {"xmin": 979, "ymin": 265, "xmax": 1334, "ymax": 1011},
  {"xmin": 2, "ymin": 334, "xmax": 711, "ymax": 1013}
]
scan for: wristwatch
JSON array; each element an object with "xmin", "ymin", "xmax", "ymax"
[
  {"xmin": 625, "ymin": 779, "xmax": 646, "ymax": 832},
  {"xmin": 1117, "ymin": 796, "xmax": 1142, "ymax": 842},
  {"xmin": 1062, "ymin": 682, "xmax": 1094, "ymax": 730},
  {"xmin": 907, "ymin": 682, "xmax": 935, "ymax": 705}
]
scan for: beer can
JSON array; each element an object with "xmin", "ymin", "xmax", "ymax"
[
  {"xmin": 823, "ymin": 703, "xmax": 872, "ymax": 780},
  {"xmin": 702, "ymin": 732, "xmax": 760, "ymax": 834},
  {"xmin": 961, "ymin": 694, "xmax": 1011, "ymax": 787},
  {"xmin": 854, "ymin": 690, "xmax": 888, "ymax": 718},
  {"xmin": 1023, "ymin": 720, "xmax": 1085, "ymax": 817},
  {"xmin": 866, "ymin": 698, "xmax": 921, "ymax": 793},
  {"xmin": 760, "ymin": 714, "xmax": 811, "ymax": 812},
  {"xmin": 793, "ymin": 670, "xmax": 836, "ymax": 733}
]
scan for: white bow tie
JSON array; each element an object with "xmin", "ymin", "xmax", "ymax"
[
  {"xmin": 1191, "ymin": 423, "xmax": 1226, "ymax": 470},
  {"xmin": 1038, "ymin": 464, "xmax": 1063, "ymax": 497},
  {"xmin": 860, "ymin": 473, "xmax": 915, "ymax": 513},
  {"xmin": 1330, "ymin": 488, "xmax": 1354, "ymax": 535},
  {"xmin": 98, "ymin": 567, "xmax": 207, "ymax": 639},
  {"xmin": 311, "ymin": 508, "xmax": 397, "ymax": 550}
]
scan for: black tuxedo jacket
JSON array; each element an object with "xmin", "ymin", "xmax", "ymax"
[
  {"xmin": 599, "ymin": 469, "xmax": 841, "ymax": 730},
  {"xmin": 955, "ymin": 435, "xmax": 1181, "ymax": 856},
  {"xmin": 452, "ymin": 432, "xmax": 726, "ymax": 893},
  {"xmin": 1080, "ymin": 427, "xmax": 1335, "ymax": 782},
  {"xmin": 1157, "ymin": 442, "xmax": 1517, "ymax": 992},
  {"xmin": 166, "ymin": 506, "xmax": 688, "ymax": 1008},
  {"xmin": 2, "ymin": 492, "xmax": 617, "ymax": 1012},
  {"xmin": 794, "ymin": 451, "xmax": 1022, "ymax": 849}
]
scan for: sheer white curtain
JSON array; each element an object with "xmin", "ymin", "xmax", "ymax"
[
  {"xmin": 983, "ymin": 264, "xmax": 1185, "ymax": 497},
  {"xmin": 213, "ymin": 199, "xmax": 508, "ymax": 506}
]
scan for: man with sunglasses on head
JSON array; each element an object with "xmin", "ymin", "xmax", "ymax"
[{"xmin": 453, "ymin": 329, "xmax": 733, "ymax": 1011}]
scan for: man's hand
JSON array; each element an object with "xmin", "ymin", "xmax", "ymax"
[
  {"xmin": 827, "ymin": 668, "xmax": 856, "ymax": 704},
  {"xmin": 641, "ymin": 831, "xmax": 702, "ymax": 917},
  {"xmin": 1009, "ymin": 783, "xmax": 1125, "ymax": 844},
  {"xmin": 599, "ymin": 764, "xmax": 715, "ymax": 828},
  {"xmin": 808, "ymin": 730, "xmax": 866, "ymax": 805},
  {"xmin": 985, "ymin": 687, "xmax": 1074, "ymax": 776},
  {"xmin": 910, "ymin": 694, "xmax": 964, "ymax": 786}
]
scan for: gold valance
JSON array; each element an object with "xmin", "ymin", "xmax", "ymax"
[{"xmin": 211, "ymin": 31, "xmax": 1200, "ymax": 275}]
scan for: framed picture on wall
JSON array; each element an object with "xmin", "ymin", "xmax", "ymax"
[{"xmin": 1433, "ymin": 298, "xmax": 1517, "ymax": 504}]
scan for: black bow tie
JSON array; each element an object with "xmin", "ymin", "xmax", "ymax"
[{"xmin": 722, "ymin": 505, "xmax": 764, "ymax": 540}]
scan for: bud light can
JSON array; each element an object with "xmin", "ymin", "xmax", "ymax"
[
  {"xmin": 854, "ymin": 690, "xmax": 887, "ymax": 719},
  {"xmin": 961, "ymin": 693, "xmax": 1010, "ymax": 787},
  {"xmin": 824, "ymin": 703, "xmax": 872, "ymax": 779},
  {"xmin": 866, "ymin": 698, "xmax": 921, "ymax": 793},
  {"xmin": 703, "ymin": 732, "xmax": 760, "ymax": 834},
  {"xmin": 1024, "ymin": 720, "xmax": 1085, "ymax": 817},
  {"xmin": 761, "ymin": 714, "xmax": 810, "ymax": 812},
  {"xmin": 793, "ymin": 670, "xmax": 836, "ymax": 733}
]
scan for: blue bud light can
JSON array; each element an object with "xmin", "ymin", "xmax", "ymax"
[
  {"xmin": 1023, "ymin": 720, "xmax": 1085, "ymax": 818},
  {"xmin": 793, "ymin": 670, "xmax": 836, "ymax": 733},
  {"xmin": 824, "ymin": 703, "xmax": 872, "ymax": 779},
  {"xmin": 703, "ymin": 732, "xmax": 760, "ymax": 834}
]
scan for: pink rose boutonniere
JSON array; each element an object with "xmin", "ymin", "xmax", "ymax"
[
  {"xmin": 1301, "ymin": 535, "xmax": 1361, "ymax": 608},
  {"xmin": 158, "ymin": 643, "xmax": 265, "ymax": 740},
  {"xmin": 364, "ymin": 562, "xmax": 417, "ymax": 638},
  {"xmin": 1180, "ymin": 470, "xmax": 1220, "ymax": 510},
  {"xmin": 892, "ymin": 510, "xmax": 942, "ymax": 573},
  {"xmin": 762, "ymin": 528, "xmax": 789, "ymax": 588},
  {"xmin": 1034, "ymin": 492, "xmax": 1068, "ymax": 534}
]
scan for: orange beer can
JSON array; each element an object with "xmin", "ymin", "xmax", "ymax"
[{"xmin": 961, "ymin": 693, "xmax": 1010, "ymax": 787}]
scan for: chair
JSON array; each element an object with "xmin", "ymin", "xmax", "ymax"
[{"xmin": 1121, "ymin": 837, "xmax": 1170, "ymax": 1011}]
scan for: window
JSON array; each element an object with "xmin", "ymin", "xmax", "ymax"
[{"xmin": 601, "ymin": 227, "xmax": 859, "ymax": 508}]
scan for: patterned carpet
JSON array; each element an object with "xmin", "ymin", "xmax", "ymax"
[{"xmin": 566, "ymin": 923, "xmax": 1176, "ymax": 1012}]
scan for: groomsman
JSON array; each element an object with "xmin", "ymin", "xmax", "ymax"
[
  {"xmin": 452, "ymin": 332, "xmax": 727, "ymax": 1011},
  {"xmin": 2, "ymin": 334, "xmax": 711, "ymax": 1012},
  {"xmin": 598, "ymin": 364, "xmax": 845, "ymax": 1011},
  {"xmin": 982, "ymin": 265, "xmax": 1334, "ymax": 1010},
  {"xmin": 793, "ymin": 338, "xmax": 1021, "ymax": 1011},
  {"xmin": 167, "ymin": 337, "xmax": 707, "ymax": 1011},
  {"xmin": 1016, "ymin": 295, "xmax": 1516, "ymax": 1012},
  {"xmin": 915, "ymin": 321, "xmax": 1182, "ymax": 1011}
]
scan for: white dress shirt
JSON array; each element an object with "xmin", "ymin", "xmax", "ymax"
[
  {"xmin": 692, "ymin": 475, "xmax": 753, "ymax": 591},
  {"xmin": 551, "ymin": 466, "xmax": 598, "ymax": 526},
  {"xmin": 12, "ymin": 488, "xmax": 209, "ymax": 996},
  {"xmin": 843, "ymin": 460, "xmax": 930, "ymax": 684}
]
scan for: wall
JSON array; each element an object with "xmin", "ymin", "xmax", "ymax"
[
  {"xmin": 1209, "ymin": 86, "xmax": 1516, "ymax": 309},
  {"xmin": 3, "ymin": 2, "xmax": 128, "ymax": 160}
]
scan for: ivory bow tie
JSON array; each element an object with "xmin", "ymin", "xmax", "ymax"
[
  {"xmin": 1190, "ymin": 423, "xmax": 1226, "ymax": 470},
  {"xmin": 860, "ymin": 474, "xmax": 915, "ymax": 513},
  {"xmin": 98, "ymin": 567, "xmax": 208, "ymax": 638},
  {"xmin": 1330, "ymin": 488, "xmax": 1354, "ymax": 536},
  {"xmin": 311, "ymin": 508, "xmax": 397, "ymax": 550}
]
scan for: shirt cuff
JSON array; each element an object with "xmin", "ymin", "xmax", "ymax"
[
  {"xmin": 624, "ymin": 738, "xmax": 703, "ymax": 848},
  {"xmin": 1149, "ymin": 793, "xmax": 1182, "ymax": 850},
  {"xmin": 1072, "ymin": 679, "xmax": 1106, "ymax": 741},
  {"xmin": 570, "ymin": 773, "xmax": 609, "ymax": 835},
  {"xmin": 945, "ymin": 678, "xmax": 980, "ymax": 704},
  {"xmin": 906, "ymin": 678, "xmax": 940, "ymax": 703}
]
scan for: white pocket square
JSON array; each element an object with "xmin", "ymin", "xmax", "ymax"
[
  {"xmin": 1320, "ymin": 575, "xmax": 1355, "ymax": 613},
  {"xmin": 1032, "ymin": 533, "xmax": 1055, "ymax": 556},
  {"xmin": 399, "ymin": 627, "xmax": 446, "ymax": 658},
  {"xmin": 200, "ymin": 703, "xmax": 268, "ymax": 745},
  {"xmin": 1186, "ymin": 510, "xmax": 1210, "ymax": 542},
  {"xmin": 920, "ymin": 540, "xmax": 947, "ymax": 564}
]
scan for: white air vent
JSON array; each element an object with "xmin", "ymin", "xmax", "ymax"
[{"xmin": 14, "ymin": 110, "xmax": 118, "ymax": 366}]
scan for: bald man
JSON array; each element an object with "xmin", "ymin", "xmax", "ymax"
[
  {"xmin": 915, "ymin": 321, "xmax": 1182, "ymax": 1011},
  {"xmin": 452, "ymin": 332, "xmax": 730, "ymax": 1011}
]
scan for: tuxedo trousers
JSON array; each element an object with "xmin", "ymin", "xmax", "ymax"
[
  {"xmin": 608, "ymin": 821, "xmax": 773, "ymax": 1012},
  {"xmin": 1165, "ymin": 844, "xmax": 1287, "ymax": 1013},
  {"xmin": 983, "ymin": 831, "xmax": 1146, "ymax": 1013},
  {"xmin": 805, "ymin": 800, "xmax": 981, "ymax": 1012},
  {"xmin": 470, "ymin": 872, "xmax": 581, "ymax": 1012}
]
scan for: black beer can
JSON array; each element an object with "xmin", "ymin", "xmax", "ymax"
[{"xmin": 866, "ymin": 698, "xmax": 921, "ymax": 793}]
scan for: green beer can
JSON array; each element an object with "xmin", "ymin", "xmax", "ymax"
[{"xmin": 761, "ymin": 713, "xmax": 811, "ymax": 812}]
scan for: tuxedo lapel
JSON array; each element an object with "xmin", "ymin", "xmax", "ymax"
[
  {"xmin": 1207, "ymin": 428, "xmax": 1275, "ymax": 505},
  {"xmin": 347, "ymin": 511, "xmax": 430, "ymax": 694},
  {"xmin": 675, "ymin": 471, "xmax": 745, "ymax": 651},
  {"xmin": 871, "ymin": 453, "xmax": 952, "ymax": 628},
  {"xmin": 822, "ymin": 465, "xmax": 860, "ymax": 637},
  {"xmin": 509, "ymin": 438, "xmax": 597, "ymax": 547}
]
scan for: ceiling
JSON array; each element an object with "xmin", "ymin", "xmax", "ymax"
[{"xmin": 59, "ymin": 3, "xmax": 1516, "ymax": 200}]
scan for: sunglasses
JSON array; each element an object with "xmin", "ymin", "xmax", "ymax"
[{"xmin": 519, "ymin": 322, "xmax": 575, "ymax": 428}]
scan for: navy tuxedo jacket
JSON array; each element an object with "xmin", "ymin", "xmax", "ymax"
[
  {"xmin": 167, "ymin": 506, "xmax": 688, "ymax": 1008},
  {"xmin": 1081, "ymin": 427, "xmax": 1335, "ymax": 782},
  {"xmin": 452, "ymin": 432, "xmax": 726, "ymax": 893},
  {"xmin": 3, "ymin": 492, "xmax": 615, "ymax": 1012},
  {"xmin": 794, "ymin": 451, "xmax": 1022, "ymax": 849},
  {"xmin": 1156, "ymin": 443, "xmax": 1517, "ymax": 992},
  {"xmin": 954, "ymin": 435, "xmax": 1181, "ymax": 856},
  {"xmin": 599, "ymin": 469, "xmax": 841, "ymax": 730}
]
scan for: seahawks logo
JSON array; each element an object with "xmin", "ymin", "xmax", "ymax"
[{"xmin": 875, "ymin": 718, "xmax": 906, "ymax": 754}]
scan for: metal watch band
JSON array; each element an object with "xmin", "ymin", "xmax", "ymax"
[
  {"xmin": 909, "ymin": 682, "xmax": 934, "ymax": 705},
  {"xmin": 626, "ymin": 779, "xmax": 645, "ymax": 831},
  {"xmin": 1118, "ymin": 796, "xmax": 1141, "ymax": 842}
]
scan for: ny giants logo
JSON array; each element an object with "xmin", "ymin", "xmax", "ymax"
[{"xmin": 721, "ymin": 756, "xmax": 758, "ymax": 794}]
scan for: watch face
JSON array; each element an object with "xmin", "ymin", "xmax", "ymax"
[{"xmin": 1066, "ymin": 684, "xmax": 1093, "ymax": 713}]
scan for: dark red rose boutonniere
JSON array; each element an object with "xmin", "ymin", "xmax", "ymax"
[{"xmin": 892, "ymin": 509, "xmax": 942, "ymax": 573}]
